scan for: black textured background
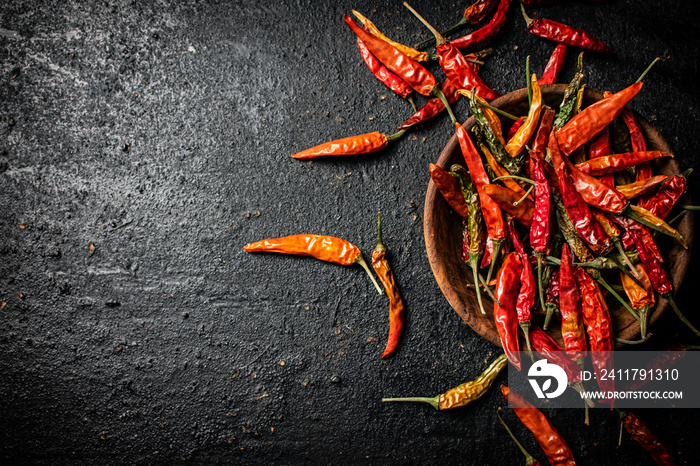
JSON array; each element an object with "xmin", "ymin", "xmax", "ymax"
[{"xmin": 1, "ymin": 1, "xmax": 699, "ymax": 464}]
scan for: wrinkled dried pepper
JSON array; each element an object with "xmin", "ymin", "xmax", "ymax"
[
  {"xmin": 618, "ymin": 410, "xmax": 676, "ymax": 466},
  {"xmin": 575, "ymin": 150, "xmax": 673, "ymax": 176},
  {"xmin": 616, "ymin": 176, "xmax": 669, "ymax": 200},
  {"xmin": 291, "ymin": 130, "xmax": 405, "ymax": 159},
  {"xmin": 509, "ymin": 220, "xmax": 535, "ymax": 355},
  {"xmin": 430, "ymin": 163, "xmax": 470, "ymax": 217},
  {"xmin": 353, "ymin": 10, "xmax": 433, "ymax": 63},
  {"xmin": 530, "ymin": 156, "xmax": 551, "ymax": 317},
  {"xmin": 559, "ymin": 244, "xmax": 586, "ymax": 368},
  {"xmin": 639, "ymin": 170, "xmax": 691, "ymax": 219},
  {"xmin": 451, "ymin": 0, "xmax": 513, "ymax": 49},
  {"xmin": 482, "ymin": 184, "xmax": 534, "ymax": 227},
  {"xmin": 538, "ymin": 44, "xmax": 567, "ymax": 85},
  {"xmin": 506, "ymin": 75, "xmax": 543, "ymax": 158},
  {"xmin": 356, "ymin": 36, "xmax": 416, "ymax": 109},
  {"xmin": 494, "ymin": 252, "xmax": 523, "ymax": 371}
]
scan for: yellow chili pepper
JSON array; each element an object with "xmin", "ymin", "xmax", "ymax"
[
  {"xmin": 456, "ymin": 89, "xmax": 505, "ymax": 146},
  {"xmin": 352, "ymin": 10, "xmax": 432, "ymax": 63},
  {"xmin": 381, "ymin": 354, "xmax": 507, "ymax": 410},
  {"xmin": 505, "ymin": 74, "xmax": 542, "ymax": 157}
]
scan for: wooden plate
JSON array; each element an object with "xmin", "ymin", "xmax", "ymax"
[{"xmin": 423, "ymin": 84, "xmax": 693, "ymax": 348}]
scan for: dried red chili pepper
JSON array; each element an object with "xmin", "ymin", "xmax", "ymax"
[
  {"xmin": 356, "ymin": 36, "xmax": 416, "ymax": 110},
  {"xmin": 353, "ymin": 10, "xmax": 433, "ymax": 63},
  {"xmin": 506, "ymin": 75, "xmax": 543, "ymax": 157},
  {"xmin": 509, "ymin": 220, "xmax": 535, "ymax": 355},
  {"xmin": 574, "ymin": 266, "xmax": 614, "ymax": 406},
  {"xmin": 290, "ymin": 130, "xmax": 405, "ymax": 159},
  {"xmin": 497, "ymin": 408, "xmax": 541, "ymax": 466},
  {"xmin": 530, "ymin": 157, "xmax": 551, "ymax": 318},
  {"xmin": 501, "ymin": 386, "xmax": 577, "ymax": 466},
  {"xmin": 429, "ymin": 163, "xmax": 470, "ymax": 217},
  {"xmin": 398, "ymin": 77, "xmax": 460, "ymax": 130},
  {"xmin": 528, "ymin": 106, "xmax": 555, "ymax": 176},
  {"xmin": 372, "ymin": 214, "xmax": 405, "ymax": 358},
  {"xmin": 405, "ymin": 3, "xmax": 501, "ymax": 102},
  {"xmin": 620, "ymin": 108, "xmax": 654, "ymax": 184},
  {"xmin": 557, "ymin": 82, "xmax": 643, "ymax": 155},
  {"xmin": 564, "ymin": 154, "xmax": 629, "ymax": 214},
  {"xmin": 587, "ymin": 125, "xmax": 615, "ymax": 187},
  {"xmin": 465, "ymin": 0, "xmax": 500, "ymax": 25},
  {"xmin": 244, "ymin": 234, "xmax": 382, "ymax": 294},
  {"xmin": 519, "ymin": 3, "xmax": 614, "ymax": 55},
  {"xmin": 495, "ymin": 252, "xmax": 523, "ymax": 370},
  {"xmin": 382, "ymin": 354, "xmax": 507, "ymax": 409},
  {"xmin": 538, "ymin": 44, "xmax": 567, "ymax": 85},
  {"xmin": 482, "ymin": 184, "xmax": 534, "ymax": 227},
  {"xmin": 507, "ymin": 116, "xmax": 525, "ymax": 141},
  {"xmin": 639, "ymin": 170, "xmax": 691, "ymax": 219},
  {"xmin": 559, "ymin": 244, "xmax": 586, "ymax": 368},
  {"xmin": 450, "ymin": 0, "xmax": 513, "ymax": 49},
  {"xmin": 610, "ymin": 214, "xmax": 664, "ymax": 263},
  {"xmin": 591, "ymin": 210, "xmax": 640, "ymax": 279},
  {"xmin": 618, "ymin": 410, "xmax": 676, "ymax": 466},
  {"xmin": 620, "ymin": 263, "xmax": 655, "ymax": 338},
  {"xmin": 549, "ymin": 133, "xmax": 612, "ymax": 255},
  {"xmin": 575, "ymin": 150, "xmax": 672, "ymax": 176},
  {"xmin": 482, "ymin": 145, "xmax": 530, "ymax": 200}
]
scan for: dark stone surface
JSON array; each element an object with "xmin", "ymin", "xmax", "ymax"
[{"xmin": 1, "ymin": 0, "xmax": 698, "ymax": 464}]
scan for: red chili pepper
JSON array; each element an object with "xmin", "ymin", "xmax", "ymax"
[
  {"xmin": 482, "ymin": 144, "xmax": 531, "ymax": 201},
  {"xmin": 291, "ymin": 130, "xmax": 405, "ymax": 159},
  {"xmin": 356, "ymin": 36, "xmax": 414, "ymax": 103},
  {"xmin": 372, "ymin": 214, "xmax": 405, "ymax": 358},
  {"xmin": 545, "ymin": 268, "xmax": 560, "ymax": 306},
  {"xmin": 586, "ymin": 126, "xmax": 615, "ymax": 188},
  {"xmin": 482, "ymin": 184, "xmax": 534, "ymax": 227},
  {"xmin": 530, "ymin": 157, "xmax": 551, "ymax": 316},
  {"xmin": 575, "ymin": 150, "xmax": 672, "ymax": 176},
  {"xmin": 451, "ymin": 0, "xmax": 513, "ymax": 49},
  {"xmin": 610, "ymin": 215, "xmax": 664, "ymax": 263},
  {"xmin": 528, "ymin": 325, "xmax": 581, "ymax": 384},
  {"xmin": 429, "ymin": 163, "xmax": 471, "ymax": 218},
  {"xmin": 559, "ymin": 244, "xmax": 587, "ymax": 367},
  {"xmin": 538, "ymin": 44, "xmax": 567, "ymax": 85},
  {"xmin": 481, "ymin": 235, "xmax": 494, "ymax": 269},
  {"xmin": 507, "ymin": 116, "xmax": 525, "ymax": 141},
  {"xmin": 464, "ymin": 0, "xmax": 500, "ymax": 24},
  {"xmin": 616, "ymin": 175, "xmax": 669, "ymax": 200},
  {"xmin": 557, "ymin": 82, "xmax": 643, "ymax": 155},
  {"xmin": 639, "ymin": 172, "xmax": 689, "ymax": 219},
  {"xmin": 501, "ymin": 386, "xmax": 577, "ymax": 466},
  {"xmin": 520, "ymin": 3, "xmax": 615, "ymax": 55},
  {"xmin": 549, "ymin": 133, "xmax": 612, "ymax": 255},
  {"xmin": 620, "ymin": 108, "xmax": 653, "ymax": 183},
  {"xmin": 618, "ymin": 410, "xmax": 677, "ymax": 466},
  {"xmin": 344, "ymin": 15, "xmax": 436, "ymax": 96},
  {"xmin": 509, "ymin": 220, "xmax": 535, "ymax": 353},
  {"xmin": 398, "ymin": 78, "xmax": 460, "ymax": 130},
  {"xmin": 528, "ymin": 106, "xmax": 555, "ymax": 178},
  {"xmin": 244, "ymin": 234, "xmax": 382, "ymax": 294},
  {"xmin": 564, "ymin": 155, "xmax": 629, "ymax": 214},
  {"xmin": 574, "ymin": 266, "xmax": 614, "ymax": 406},
  {"xmin": 495, "ymin": 252, "xmax": 523, "ymax": 370}
]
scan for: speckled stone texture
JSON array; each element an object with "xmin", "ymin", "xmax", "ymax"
[{"xmin": 1, "ymin": 1, "xmax": 699, "ymax": 464}]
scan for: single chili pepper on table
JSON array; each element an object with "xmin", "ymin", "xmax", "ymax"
[
  {"xmin": 344, "ymin": 15, "xmax": 458, "ymax": 124},
  {"xmin": 429, "ymin": 163, "xmax": 471, "ymax": 218},
  {"xmin": 290, "ymin": 130, "xmax": 406, "ymax": 159},
  {"xmin": 372, "ymin": 213, "xmax": 405, "ymax": 358},
  {"xmin": 450, "ymin": 0, "xmax": 513, "ymax": 50},
  {"xmin": 243, "ymin": 234, "xmax": 382, "ymax": 294},
  {"xmin": 382, "ymin": 354, "xmax": 507, "ymax": 409},
  {"xmin": 497, "ymin": 408, "xmax": 541, "ymax": 466},
  {"xmin": 558, "ymin": 244, "xmax": 587, "ymax": 369},
  {"xmin": 620, "ymin": 263, "xmax": 655, "ymax": 338},
  {"xmin": 509, "ymin": 219, "xmax": 535, "ymax": 356},
  {"xmin": 451, "ymin": 164, "xmax": 488, "ymax": 315},
  {"xmin": 617, "ymin": 409, "xmax": 676, "ymax": 466},
  {"xmin": 538, "ymin": 44, "xmax": 567, "ymax": 85},
  {"xmin": 506, "ymin": 75, "xmax": 543, "ymax": 158},
  {"xmin": 482, "ymin": 184, "xmax": 535, "ymax": 227},
  {"xmin": 356, "ymin": 36, "xmax": 417, "ymax": 111},
  {"xmin": 519, "ymin": 3, "xmax": 615, "ymax": 55},
  {"xmin": 456, "ymin": 119, "xmax": 507, "ymax": 283},
  {"xmin": 501, "ymin": 385, "xmax": 577, "ymax": 466},
  {"xmin": 530, "ymin": 157, "xmax": 552, "ymax": 318},
  {"xmin": 574, "ymin": 266, "xmax": 614, "ymax": 406},
  {"xmin": 557, "ymin": 82, "xmax": 643, "ymax": 155},
  {"xmin": 465, "ymin": 0, "xmax": 500, "ymax": 25},
  {"xmin": 404, "ymin": 3, "xmax": 502, "ymax": 102},
  {"xmin": 494, "ymin": 252, "xmax": 523, "ymax": 370},
  {"xmin": 352, "ymin": 10, "xmax": 435, "ymax": 63}
]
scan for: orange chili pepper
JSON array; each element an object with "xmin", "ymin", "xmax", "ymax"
[
  {"xmin": 290, "ymin": 130, "xmax": 405, "ymax": 159},
  {"xmin": 620, "ymin": 263, "xmax": 655, "ymax": 337},
  {"xmin": 372, "ymin": 214, "xmax": 404, "ymax": 358},
  {"xmin": 505, "ymin": 74, "xmax": 542, "ymax": 157},
  {"xmin": 575, "ymin": 150, "xmax": 673, "ymax": 176},
  {"xmin": 429, "ymin": 163, "xmax": 471, "ymax": 218},
  {"xmin": 481, "ymin": 144, "xmax": 530, "ymax": 200},
  {"xmin": 564, "ymin": 155, "xmax": 629, "ymax": 214},
  {"xmin": 616, "ymin": 175, "xmax": 668, "ymax": 199},
  {"xmin": 482, "ymin": 184, "xmax": 534, "ymax": 227},
  {"xmin": 244, "ymin": 234, "xmax": 382, "ymax": 294},
  {"xmin": 557, "ymin": 82, "xmax": 643, "ymax": 155},
  {"xmin": 352, "ymin": 10, "xmax": 432, "ymax": 63}
]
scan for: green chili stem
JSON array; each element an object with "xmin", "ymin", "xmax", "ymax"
[
  {"xmin": 681, "ymin": 205, "xmax": 700, "ymax": 211},
  {"xmin": 496, "ymin": 408, "xmax": 538, "ymax": 465},
  {"xmin": 466, "ymin": 58, "xmax": 485, "ymax": 66},
  {"xmin": 382, "ymin": 396, "xmax": 439, "ymax": 410},
  {"xmin": 355, "ymin": 254, "xmax": 383, "ymax": 295},
  {"xmin": 636, "ymin": 57, "xmax": 661, "ymax": 83},
  {"xmin": 375, "ymin": 212, "xmax": 386, "ymax": 253},
  {"xmin": 386, "ymin": 129, "xmax": 408, "ymax": 143},
  {"xmin": 519, "ymin": 3, "xmax": 533, "ymax": 27},
  {"xmin": 666, "ymin": 293, "xmax": 700, "ymax": 338},
  {"xmin": 470, "ymin": 257, "xmax": 486, "ymax": 315},
  {"xmin": 572, "ymin": 381, "xmax": 595, "ymax": 409},
  {"xmin": 616, "ymin": 333, "xmax": 653, "ymax": 345},
  {"xmin": 479, "ymin": 101, "xmax": 519, "ymax": 121},
  {"xmin": 403, "ymin": 2, "xmax": 446, "ymax": 47},
  {"xmin": 493, "ymin": 175, "xmax": 535, "ymax": 185},
  {"xmin": 414, "ymin": 16, "xmax": 469, "ymax": 48},
  {"xmin": 478, "ymin": 273, "xmax": 502, "ymax": 306},
  {"xmin": 486, "ymin": 239, "xmax": 504, "ymax": 284},
  {"xmin": 431, "ymin": 86, "xmax": 458, "ymax": 125},
  {"xmin": 594, "ymin": 273, "xmax": 640, "ymax": 321},
  {"xmin": 613, "ymin": 238, "xmax": 643, "ymax": 280},
  {"xmin": 543, "ymin": 303, "xmax": 558, "ymax": 331},
  {"xmin": 513, "ymin": 185, "xmax": 535, "ymax": 207},
  {"xmin": 536, "ymin": 252, "xmax": 547, "ymax": 315},
  {"xmin": 406, "ymin": 94, "xmax": 418, "ymax": 113},
  {"xmin": 520, "ymin": 321, "xmax": 535, "ymax": 363}
]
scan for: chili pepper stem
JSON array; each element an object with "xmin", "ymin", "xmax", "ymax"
[
  {"xmin": 624, "ymin": 206, "xmax": 688, "ymax": 249},
  {"xmin": 406, "ymin": 94, "xmax": 418, "ymax": 113},
  {"xmin": 478, "ymin": 273, "xmax": 502, "ymax": 306},
  {"xmin": 431, "ymin": 86, "xmax": 458, "ymax": 126},
  {"xmin": 355, "ymin": 254, "xmax": 384, "ymax": 295},
  {"xmin": 613, "ymin": 238, "xmax": 643, "ymax": 280},
  {"xmin": 592, "ymin": 272, "xmax": 640, "ymax": 321},
  {"xmin": 493, "ymin": 175, "xmax": 535, "ymax": 185},
  {"xmin": 459, "ymin": 90, "xmax": 521, "ymax": 120},
  {"xmin": 572, "ymin": 381, "xmax": 595, "ymax": 409},
  {"xmin": 486, "ymin": 239, "xmax": 504, "ymax": 284},
  {"xmin": 385, "ymin": 129, "xmax": 408, "ymax": 143},
  {"xmin": 470, "ymin": 256, "xmax": 487, "ymax": 315},
  {"xmin": 414, "ymin": 17, "xmax": 469, "ymax": 48},
  {"xmin": 381, "ymin": 396, "xmax": 439, "ymax": 410},
  {"xmin": 526, "ymin": 56, "xmax": 532, "ymax": 108},
  {"xmin": 519, "ymin": 3, "xmax": 534, "ymax": 28},
  {"xmin": 681, "ymin": 205, "xmax": 700, "ymax": 211},
  {"xmin": 403, "ymin": 2, "xmax": 446, "ymax": 47},
  {"xmin": 513, "ymin": 185, "xmax": 535, "ymax": 207},
  {"xmin": 616, "ymin": 333, "xmax": 653, "ymax": 345},
  {"xmin": 543, "ymin": 303, "xmax": 558, "ymax": 330},
  {"xmin": 636, "ymin": 57, "xmax": 661, "ymax": 83},
  {"xmin": 666, "ymin": 293, "xmax": 700, "ymax": 338},
  {"xmin": 519, "ymin": 321, "xmax": 535, "ymax": 362},
  {"xmin": 536, "ymin": 252, "xmax": 547, "ymax": 315},
  {"xmin": 496, "ymin": 407, "xmax": 538, "ymax": 465}
]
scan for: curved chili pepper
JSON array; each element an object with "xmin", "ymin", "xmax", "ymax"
[
  {"xmin": 494, "ymin": 252, "xmax": 523, "ymax": 371},
  {"xmin": 501, "ymin": 385, "xmax": 577, "ymax": 466},
  {"xmin": 356, "ymin": 36, "xmax": 415, "ymax": 108},
  {"xmin": 627, "ymin": 203, "xmax": 687, "ymax": 248},
  {"xmin": 372, "ymin": 214, "xmax": 405, "ymax": 358},
  {"xmin": 618, "ymin": 410, "xmax": 676, "ymax": 466},
  {"xmin": 429, "ymin": 163, "xmax": 470, "ymax": 217},
  {"xmin": 616, "ymin": 176, "xmax": 668, "ymax": 200},
  {"xmin": 451, "ymin": 0, "xmax": 513, "ymax": 49},
  {"xmin": 291, "ymin": 130, "xmax": 405, "ymax": 159},
  {"xmin": 497, "ymin": 408, "xmax": 541, "ymax": 466},
  {"xmin": 352, "ymin": 10, "xmax": 433, "ymax": 63},
  {"xmin": 557, "ymin": 82, "xmax": 643, "ymax": 155},
  {"xmin": 610, "ymin": 214, "xmax": 664, "ymax": 263},
  {"xmin": 549, "ymin": 133, "xmax": 612, "ymax": 255},
  {"xmin": 509, "ymin": 220, "xmax": 535, "ymax": 355},
  {"xmin": 529, "ymin": 106, "xmax": 555, "ymax": 178},
  {"xmin": 620, "ymin": 263, "xmax": 654, "ymax": 338},
  {"xmin": 574, "ymin": 266, "xmax": 614, "ymax": 406},
  {"xmin": 244, "ymin": 234, "xmax": 382, "ymax": 294},
  {"xmin": 538, "ymin": 44, "xmax": 567, "ymax": 85},
  {"xmin": 398, "ymin": 78, "xmax": 460, "ymax": 130},
  {"xmin": 404, "ymin": 4, "xmax": 501, "ymax": 102},
  {"xmin": 559, "ymin": 244, "xmax": 586, "ymax": 367},
  {"xmin": 482, "ymin": 184, "xmax": 534, "ymax": 227},
  {"xmin": 565, "ymin": 155, "xmax": 629, "ymax": 213},
  {"xmin": 382, "ymin": 354, "xmax": 507, "ymax": 409},
  {"xmin": 639, "ymin": 170, "xmax": 690, "ymax": 219},
  {"xmin": 482, "ymin": 145, "xmax": 530, "ymax": 200},
  {"xmin": 520, "ymin": 3, "xmax": 614, "ymax": 55},
  {"xmin": 575, "ymin": 150, "xmax": 673, "ymax": 176},
  {"xmin": 506, "ymin": 75, "xmax": 543, "ymax": 158}
]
